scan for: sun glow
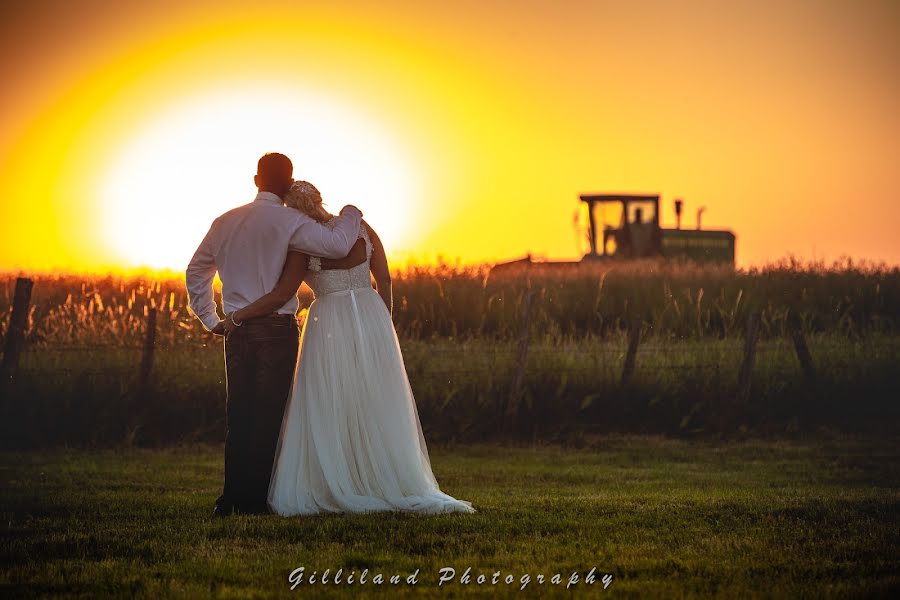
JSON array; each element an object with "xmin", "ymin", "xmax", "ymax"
[
  {"xmin": 99, "ymin": 85, "xmax": 417, "ymax": 270},
  {"xmin": 2, "ymin": 2, "xmax": 898, "ymax": 273}
]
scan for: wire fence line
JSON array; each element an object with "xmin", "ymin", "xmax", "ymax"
[
  {"xmin": 16, "ymin": 341, "xmax": 900, "ymax": 353},
  {"xmin": 3, "ymin": 277, "xmax": 898, "ymax": 403},
  {"xmin": 4, "ymin": 275, "xmax": 900, "ymax": 447},
  {"xmin": 13, "ymin": 338, "xmax": 887, "ymax": 378}
]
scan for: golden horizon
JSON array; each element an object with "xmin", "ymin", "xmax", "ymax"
[{"xmin": 2, "ymin": 0, "xmax": 899, "ymax": 272}]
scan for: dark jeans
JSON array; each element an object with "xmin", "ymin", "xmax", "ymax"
[{"xmin": 216, "ymin": 314, "xmax": 299, "ymax": 514}]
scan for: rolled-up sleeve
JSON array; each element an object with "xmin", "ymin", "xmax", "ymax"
[
  {"xmin": 288, "ymin": 206, "xmax": 362, "ymax": 258},
  {"xmin": 185, "ymin": 220, "xmax": 222, "ymax": 331}
]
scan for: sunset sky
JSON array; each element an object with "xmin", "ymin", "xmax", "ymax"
[{"xmin": 1, "ymin": 0, "xmax": 898, "ymax": 272}]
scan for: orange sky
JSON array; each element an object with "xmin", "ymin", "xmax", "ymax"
[{"xmin": 1, "ymin": 0, "xmax": 899, "ymax": 272}]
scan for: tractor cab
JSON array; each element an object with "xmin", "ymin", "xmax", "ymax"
[{"xmin": 581, "ymin": 194, "xmax": 662, "ymax": 259}]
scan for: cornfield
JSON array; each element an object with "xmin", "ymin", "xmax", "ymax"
[{"xmin": 1, "ymin": 256, "xmax": 898, "ymax": 447}]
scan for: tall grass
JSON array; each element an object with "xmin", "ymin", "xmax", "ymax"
[
  {"xmin": 1, "ymin": 257, "xmax": 897, "ymax": 447},
  {"xmin": 2, "ymin": 256, "xmax": 898, "ymax": 346},
  {"xmin": 396, "ymin": 256, "xmax": 899, "ymax": 339}
]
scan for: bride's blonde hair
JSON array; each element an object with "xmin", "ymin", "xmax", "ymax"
[{"xmin": 283, "ymin": 180, "xmax": 333, "ymax": 223}]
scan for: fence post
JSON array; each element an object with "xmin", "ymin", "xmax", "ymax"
[
  {"xmin": 790, "ymin": 326, "xmax": 817, "ymax": 387},
  {"xmin": 139, "ymin": 307, "xmax": 157, "ymax": 396},
  {"xmin": 737, "ymin": 311, "xmax": 761, "ymax": 401},
  {"xmin": 505, "ymin": 289, "xmax": 534, "ymax": 433},
  {"xmin": 1, "ymin": 277, "xmax": 34, "ymax": 387},
  {"xmin": 621, "ymin": 317, "xmax": 642, "ymax": 385}
]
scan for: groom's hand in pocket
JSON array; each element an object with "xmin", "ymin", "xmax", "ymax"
[{"xmin": 210, "ymin": 320, "xmax": 226, "ymax": 337}]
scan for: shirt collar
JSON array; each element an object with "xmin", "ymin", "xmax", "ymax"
[{"xmin": 254, "ymin": 191, "xmax": 284, "ymax": 206}]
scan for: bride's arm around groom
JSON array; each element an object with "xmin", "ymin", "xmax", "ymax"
[{"xmin": 185, "ymin": 200, "xmax": 363, "ymax": 334}]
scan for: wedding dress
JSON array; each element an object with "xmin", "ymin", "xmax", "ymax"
[{"xmin": 267, "ymin": 221, "xmax": 475, "ymax": 515}]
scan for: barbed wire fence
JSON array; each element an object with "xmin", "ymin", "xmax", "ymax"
[{"xmin": 3, "ymin": 276, "xmax": 870, "ymax": 401}]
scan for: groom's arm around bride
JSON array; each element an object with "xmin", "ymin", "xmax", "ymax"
[{"xmin": 184, "ymin": 166, "xmax": 362, "ymax": 333}]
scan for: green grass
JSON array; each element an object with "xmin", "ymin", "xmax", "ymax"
[{"xmin": 2, "ymin": 434, "xmax": 898, "ymax": 598}]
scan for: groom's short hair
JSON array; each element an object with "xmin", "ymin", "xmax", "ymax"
[{"xmin": 257, "ymin": 153, "xmax": 293, "ymax": 184}]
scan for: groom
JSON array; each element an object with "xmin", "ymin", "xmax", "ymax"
[{"xmin": 186, "ymin": 152, "xmax": 365, "ymax": 517}]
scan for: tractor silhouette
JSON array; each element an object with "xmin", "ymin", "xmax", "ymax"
[{"xmin": 492, "ymin": 193, "xmax": 735, "ymax": 273}]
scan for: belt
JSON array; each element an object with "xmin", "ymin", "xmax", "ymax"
[{"xmin": 243, "ymin": 312, "xmax": 296, "ymax": 323}]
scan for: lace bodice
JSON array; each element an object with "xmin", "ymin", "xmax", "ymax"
[{"xmin": 306, "ymin": 219, "xmax": 372, "ymax": 298}]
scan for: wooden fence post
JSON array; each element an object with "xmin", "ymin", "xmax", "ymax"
[
  {"xmin": 787, "ymin": 310, "xmax": 817, "ymax": 389},
  {"xmin": 621, "ymin": 317, "xmax": 642, "ymax": 385},
  {"xmin": 737, "ymin": 311, "xmax": 761, "ymax": 401},
  {"xmin": 1, "ymin": 277, "xmax": 34, "ymax": 387},
  {"xmin": 139, "ymin": 307, "xmax": 157, "ymax": 396},
  {"xmin": 505, "ymin": 289, "xmax": 534, "ymax": 432},
  {"xmin": 790, "ymin": 326, "xmax": 817, "ymax": 387}
]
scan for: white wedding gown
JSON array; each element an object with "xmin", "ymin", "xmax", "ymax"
[{"xmin": 267, "ymin": 221, "xmax": 475, "ymax": 515}]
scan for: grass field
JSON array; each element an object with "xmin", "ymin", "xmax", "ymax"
[
  {"xmin": 2, "ymin": 263, "xmax": 898, "ymax": 597},
  {"xmin": 2, "ymin": 434, "xmax": 898, "ymax": 598},
  {"xmin": 2, "ymin": 261, "xmax": 899, "ymax": 446}
]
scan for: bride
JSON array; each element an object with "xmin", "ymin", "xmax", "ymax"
[{"xmin": 225, "ymin": 180, "xmax": 475, "ymax": 515}]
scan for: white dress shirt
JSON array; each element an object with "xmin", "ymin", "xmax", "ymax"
[{"xmin": 186, "ymin": 192, "xmax": 363, "ymax": 331}]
